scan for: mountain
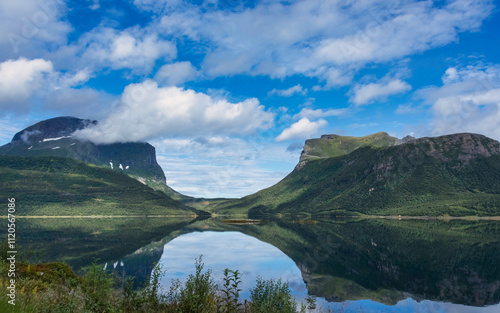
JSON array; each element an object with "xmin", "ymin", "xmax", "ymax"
[
  {"xmin": 0, "ymin": 155, "xmax": 198, "ymax": 216},
  {"xmin": 296, "ymin": 132, "xmax": 414, "ymax": 170},
  {"xmin": 212, "ymin": 132, "xmax": 500, "ymax": 216},
  {"xmin": 0, "ymin": 116, "xmax": 168, "ymax": 186}
]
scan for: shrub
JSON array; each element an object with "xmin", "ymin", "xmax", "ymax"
[{"xmin": 249, "ymin": 277, "xmax": 297, "ymax": 313}]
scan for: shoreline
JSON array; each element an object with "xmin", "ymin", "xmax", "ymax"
[
  {"xmin": 0, "ymin": 214, "xmax": 198, "ymax": 218},
  {"xmin": 1, "ymin": 214, "xmax": 499, "ymax": 220}
]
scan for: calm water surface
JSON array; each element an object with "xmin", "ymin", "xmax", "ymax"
[{"xmin": 8, "ymin": 217, "xmax": 500, "ymax": 312}]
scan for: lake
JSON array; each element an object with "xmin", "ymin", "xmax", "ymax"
[{"xmin": 6, "ymin": 217, "xmax": 500, "ymax": 312}]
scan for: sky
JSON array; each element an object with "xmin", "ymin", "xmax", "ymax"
[{"xmin": 0, "ymin": 0, "xmax": 500, "ymax": 198}]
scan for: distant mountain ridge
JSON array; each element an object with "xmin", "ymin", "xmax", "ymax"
[
  {"xmin": 0, "ymin": 116, "xmax": 167, "ymax": 185},
  {"xmin": 212, "ymin": 132, "xmax": 500, "ymax": 216}
]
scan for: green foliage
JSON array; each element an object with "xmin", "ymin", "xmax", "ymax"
[
  {"xmin": 0, "ymin": 155, "xmax": 196, "ymax": 216},
  {"xmin": 249, "ymin": 277, "xmax": 297, "ymax": 313},
  {"xmin": 220, "ymin": 268, "xmax": 242, "ymax": 313},
  {"xmin": 0, "ymin": 255, "xmax": 320, "ymax": 313},
  {"xmin": 81, "ymin": 261, "xmax": 116, "ymax": 312},
  {"xmin": 177, "ymin": 256, "xmax": 218, "ymax": 313}
]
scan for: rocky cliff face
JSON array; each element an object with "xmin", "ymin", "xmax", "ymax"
[{"xmin": 0, "ymin": 116, "xmax": 167, "ymax": 184}]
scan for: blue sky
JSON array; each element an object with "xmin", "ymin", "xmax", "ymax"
[{"xmin": 1, "ymin": 0, "xmax": 500, "ymax": 197}]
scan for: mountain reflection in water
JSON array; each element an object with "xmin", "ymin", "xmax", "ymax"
[
  {"xmin": 157, "ymin": 231, "xmax": 307, "ymax": 301},
  {"xmin": 9, "ymin": 217, "xmax": 500, "ymax": 312},
  {"xmin": 153, "ymin": 225, "xmax": 500, "ymax": 313}
]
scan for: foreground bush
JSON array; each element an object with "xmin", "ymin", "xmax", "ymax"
[{"xmin": 0, "ymin": 256, "xmax": 325, "ymax": 313}]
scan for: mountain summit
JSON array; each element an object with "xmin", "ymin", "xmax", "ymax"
[
  {"xmin": 296, "ymin": 132, "xmax": 415, "ymax": 170},
  {"xmin": 0, "ymin": 116, "xmax": 166, "ymax": 185}
]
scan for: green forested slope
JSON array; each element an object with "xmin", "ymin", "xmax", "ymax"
[
  {"xmin": 0, "ymin": 156, "xmax": 197, "ymax": 216},
  {"xmin": 213, "ymin": 133, "xmax": 500, "ymax": 216}
]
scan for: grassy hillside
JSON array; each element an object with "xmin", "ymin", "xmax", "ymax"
[
  {"xmin": 0, "ymin": 156, "xmax": 198, "ymax": 216},
  {"xmin": 300, "ymin": 132, "xmax": 398, "ymax": 162},
  {"xmin": 213, "ymin": 133, "xmax": 500, "ymax": 217}
]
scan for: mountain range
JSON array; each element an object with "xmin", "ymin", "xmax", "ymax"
[
  {"xmin": 211, "ymin": 132, "xmax": 500, "ymax": 216},
  {"xmin": 2, "ymin": 116, "xmax": 500, "ymax": 216}
]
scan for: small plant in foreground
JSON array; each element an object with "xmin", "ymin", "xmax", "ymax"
[
  {"xmin": 249, "ymin": 277, "xmax": 297, "ymax": 313},
  {"xmin": 220, "ymin": 268, "xmax": 242, "ymax": 313}
]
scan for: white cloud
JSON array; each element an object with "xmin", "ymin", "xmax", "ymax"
[
  {"xmin": 420, "ymin": 63, "xmax": 500, "ymax": 140},
  {"xmin": 74, "ymin": 80, "xmax": 275, "ymax": 144},
  {"xmin": 0, "ymin": 58, "xmax": 53, "ymax": 109},
  {"xmin": 0, "ymin": 58, "xmax": 102, "ymax": 114},
  {"xmin": 294, "ymin": 107, "xmax": 348, "ymax": 120},
  {"xmin": 142, "ymin": 0, "xmax": 493, "ymax": 84},
  {"xmin": 396, "ymin": 104, "xmax": 420, "ymax": 115},
  {"xmin": 65, "ymin": 26, "xmax": 176, "ymax": 74},
  {"xmin": 0, "ymin": 0, "xmax": 71, "ymax": 58},
  {"xmin": 153, "ymin": 136, "xmax": 298, "ymax": 198},
  {"xmin": 269, "ymin": 84, "xmax": 306, "ymax": 97},
  {"xmin": 155, "ymin": 61, "xmax": 199, "ymax": 86},
  {"xmin": 276, "ymin": 118, "xmax": 327, "ymax": 142},
  {"xmin": 441, "ymin": 63, "xmax": 500, "ymax": 85},
  {"xmin": 350, "ymin": 79, "xmax": 412, "ymax": 106}
]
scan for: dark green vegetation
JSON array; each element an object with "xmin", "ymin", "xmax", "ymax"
[
  {"xmin": 193, "ymin": 217, "xmax": 500, "ymax": 306},
  {"xmin": 0, "ymin": 217, "xmax": 195, "ymax": 270},
  {"xmin": 0, "ymin": 255, "xmax": 317, "ymax": 313},
  {"xmin": 0, "ymin": 116, "xmax": 167, "ymax": 185},
  {"xmin": 0, "ymin": 155, "xmax": 198, "ymax": 216},
  {"xmin": 213, "ymin": 133, "xmax": 500, "ymax": 216}
]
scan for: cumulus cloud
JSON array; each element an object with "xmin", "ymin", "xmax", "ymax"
[
  {"xmin": 63, "ymin": 26, "xmax": 176, "ymax": 74},
  {"xmin": 269, "ymin": 84, "xmax": 306, "ymax": 97},
  {"xmin": 0, "ymin": 58, "xmax": 53, "ymax": 109},
  {"xmin": 74, "ymin": 80, "xmax": 275, "ymax": 144},
  {"xmin": 0, "ymin": 58, "xmax": 102, "ymax": 114},
  {"xmin": 0, "ymin": 0, "xmax": 71, "ymax": 58},
  {"xmin": 350, "ymin": 79, "xmax": 412, "ymax": 106},
  {"xmin": 276, "ymin": 118, "xmax": 327, "ymax": 142},
  {"xmin": 140, "ymin": 0, "xmax": 493, "ymax": 84},
  {"xmin": 419, "ymin": 63, "xmax": 500, "ymax": 140},
  {"xmin": 155, "ymin": 61, "xmax": 199, "ymax": 86}
]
